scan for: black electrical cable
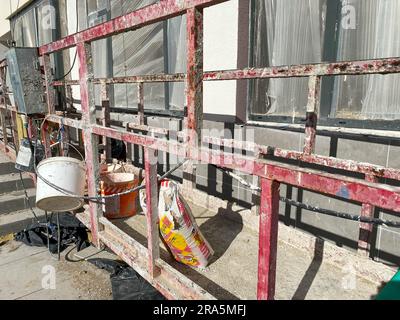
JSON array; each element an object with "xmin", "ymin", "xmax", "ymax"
[
  {"xmin": 54, "ymin": 0, "xmax": 79, "ymax": 81},
  {"xmin": 280, "ymin": 197, "xmax": 400, "ymax": 228},
  {"xmin": 19, "ymin": 171, "xmax": 44, "ymax": 226},
  {"xmin": 212, "ymin": 164, "xmax": 400, "ymax": 228},
  {"xmin": 54, "ymin": 51, "xmax": 77, "ymax": 81}
]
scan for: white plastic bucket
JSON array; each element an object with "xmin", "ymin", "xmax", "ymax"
[{"xmin": 36, "ymin": 157, "xmax": 86, "ymax": 212}]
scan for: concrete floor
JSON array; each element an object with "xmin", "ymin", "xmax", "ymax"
[
  {"xmin": 0, "ymin": 152, "xmax": 112, "ymax": 300},
  {"xmin": 113, "ymin": 201, "xmax": 387, "ymax": 300},
  {"xmin": 0, "ymin": 242, "xmax": 113, "ymax": 300},
  {"xmin": 0, "ymin": 151, "xmax": 394, "ymax": 300}
]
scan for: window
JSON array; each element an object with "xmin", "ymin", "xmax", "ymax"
[
  {"xmin": 11, "ymin": 0, "xmax": 58, "ymax": 47},
  {"xmin": 249, "ymin": 0, "xmax": 400, "ymax": 128},
  {"xmin": 12, "ymin": 9, "xmax": 37, "ymax": 47},
  {"xmin": 86, "ymin": 0, "xmax": 186, "ymax": 114}
]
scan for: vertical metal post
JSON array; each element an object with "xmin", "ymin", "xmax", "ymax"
[
  {"xmin": 42, "ymin": 54, "xmax": 55, "ymax": 158},
  {"xmin": 183, "ymin": 7, "xmax": 204, "ymax": 195},
  {"xmin": 358, "ymin": 174, "xmax": 378, "ymax": 255},
  {"xmin": 257, "ymin": 178, "xmax": 280, "ymax": 300},
  {"xmin": 58, "ymin": 117, "xmax": 69, "ymax": 157},
  {"xmin": 125, "ymin": 124, "xmax": 133, "ymax": 165},
  {"xmin": 0, "ymin": 67, "xmax": 8, "ymax": 150},
  {"xmin": 144, "ymin": 147, "xmax": 160, "ymax": 278},
  {"xmin": 77, "ymin": 42, "xmax": 103, "ymax": 248},
  {"xmin": 101, "ymin": 82, "xmax": 112, "ymax": 162},
  {"xmin": 137, "ymin": 82, "xmax": 145, "ymax": 125},
  {"xmin": 43, "ymin": 54, "xmax": 55, "ymax": 114},
  {"xmin": 303, "ymin": 75, "xmax": 321, "ymax": 155},
  {"xmin": 0, "ymin": 109, "xmax": 7, "ymax": 150},
  {"xmin": 10, "ymin": 110, "xmax": 19, "ymax": 152},
  {"xmin": 64, "ymin": 83, "xmax": 73, "ymax": 110},
  {"xmin": 41, "ymin": 121, "xmax": 52, "ymax": 158}
]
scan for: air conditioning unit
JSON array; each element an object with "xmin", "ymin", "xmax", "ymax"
[{"xmin": 6, "ymin": 47, "xmax": 47, "ymax": 115}]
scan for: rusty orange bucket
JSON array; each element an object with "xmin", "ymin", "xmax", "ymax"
[{"xmin": 100, "ymin": 172, "xmax": 139, "ymax": 219}]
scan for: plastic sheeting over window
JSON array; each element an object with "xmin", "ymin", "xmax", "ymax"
[
  {"xmin": 10, "ymin": 0, "xmax": 58, "ymax": 47},
  {"xmin": 335, "ymin": 0, "xmax": 400, "ymax": 120},
  {"xmin": 11, "ymin": 10, "xmax": 37, "ymax": 47},
  {"xmin": 36, "ymin": 0, "xmax": 55, "ymax": 46},
  {"xmin": 110, "ymin": 0, "xmax": 164, "ymax": 110},
  {"xmin": 108, "ymin": 0, "xmax": 186, "ymax": 111},
  {"xmin": 251, "ymin": 0, "xmax": 400, "ymax": 121},
  {"xmin": 251, "ymin": 0, "xmax": 326, "ymax": 117}
]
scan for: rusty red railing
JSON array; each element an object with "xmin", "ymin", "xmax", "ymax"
[
  {"xmin": 0, "ymin": 60, "xmax": 18, "ymax": 161},
  {"xmin": 29, "ymin": 0, "xmax": 400, "ymax": 300}
]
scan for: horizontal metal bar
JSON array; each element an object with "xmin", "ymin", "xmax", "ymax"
[
  {"xmin": 272, "ymin": 148, "xmax": 400, "ymax": 180},
  {"xmin": 203, "ymin": 136, "xmax": 400, "ymax": 181},
  {"xmin": 45, "ymin": 115, "xmax": 187, "ymax": 140},
  {"xmin": 44, "ymin": 113, "xmax": 400, "ymax": 212},
  {"xmin": 128, "ymin": 123, "xmax": 170, "ymax": 135},
  {"xmin": 203, "ymin": 58, "xmax": 400, "ymax": 79},
  {"xmin": 93, "ymin": 124, "xmax": 188, "ymax": 159},
  {"xmin": 45, "ymin": 114, "xmax": 83, "ymax": 129},
  {"xmin": 39, "ymin": 0, "xmax": 229, "ymax": 55},
  {"xmin": 97, "ymin": 73, "xmax": 186, "ymax": 84},
  {"xmin": 52, "ymin": 80, "xmax": 79, "ymax": 87},
  {"xmin": 127, "ymin": 123, "xmax": 187, "ymax": 140},
  {"xmin": 28, "ymin": 116, "xmax": 400, "ymax": 184},
  {"xmin": 0, "ymin": 105, "xmax": 17, "ymax": 112},
  {"xmin": 52, "ymin": 58, "xmax": 400, "ymax": 88},
  {"xmin": 90, "ymin": 124, "xmax": 400, "ymax": 212},
  {"xmin": 247, "ymin": 120, "xmax": 400, "ymax": 140},
  {"xmin": 52, "ymin": 73, "xmax": 186, "ymax": 87},
  {"xmin": 99, "ymin": 216, "xmax": 215, "ymax": 300}
]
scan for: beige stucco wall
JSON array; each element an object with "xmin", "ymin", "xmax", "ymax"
[
  {"xmin": 203, "ymin": 0, "xmax": 249, "ymax": 121},
  {"xmin": 203, "ymin": 0, "xmax": 239, "ymax": 118}
]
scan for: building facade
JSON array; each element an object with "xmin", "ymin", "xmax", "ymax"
[{"xmin": 7, "ymin": 0, "xmax": 400, "ymax": 265}]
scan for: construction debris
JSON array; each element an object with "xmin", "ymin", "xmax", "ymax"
[
  {"xmin": 14, "ymin": 213, "xmax": 90, "ymax": 254},
  {"xmin": 158, "ymin": 180, "xmax": 214, "ymax": 269},
  {"xmin": 88, "ymin": 258, "xmax": 165, "ymax": 300},
  {"xmin": 0, "ymin": 233, "xmax": 14, "ymax": 246}
]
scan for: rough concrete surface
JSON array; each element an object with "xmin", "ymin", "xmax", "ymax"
[
  {"xmin": 0, "ymin": 242, "xmax": 113, "ymax": 300},
  {"xmin": 0, "ymin": 151, "xmax": 395, "ymax": 300},
  {"xmin": 0, "ymin": 152, "xmax": 112, "ymax": 300},
  {"xmin": 113, "ymin": 200, "xmax": 390, "ymax": 300}
]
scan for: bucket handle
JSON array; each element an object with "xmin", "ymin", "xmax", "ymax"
[{"xmin": 50, "ymin": 141, "xmax": 85, "ymax": 161}]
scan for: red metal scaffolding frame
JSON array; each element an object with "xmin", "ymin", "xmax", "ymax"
[
  {"xmin": 24, "ymin": 0, "xmax": 400, "ymax": 299},
  {"xmin": 0, "ymin": 60, "xmax": 18, "ymax": 162}
]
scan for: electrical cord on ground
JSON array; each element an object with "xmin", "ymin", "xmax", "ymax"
[
  {"xmin": 65, "ymin": 245, "xmax": 105, "ymax": 263},
  {"xmin": 211, "ymin": 164, "xmax": 400, "ymax": 228}
]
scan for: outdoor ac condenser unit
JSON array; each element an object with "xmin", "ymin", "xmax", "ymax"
[{"xmin": 6, "ymin": 47, "xmax": 47, "ymax": 115}]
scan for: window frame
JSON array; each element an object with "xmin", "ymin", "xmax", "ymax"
[{"xmin": 246, "ymin": 0, "xmax": 400, "ymax": 131}]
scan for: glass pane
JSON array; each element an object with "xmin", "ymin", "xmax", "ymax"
[
  {"xmin": 250, "ymin": 0, "xmax": 327, "ymax": 117},
  {"xmin": 333, "ymin": 0, "xmax": 400, "ymax": 120},
  {"xmin": 37, "ymin": 0, "xmax": 54, "ymax": 46}
]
